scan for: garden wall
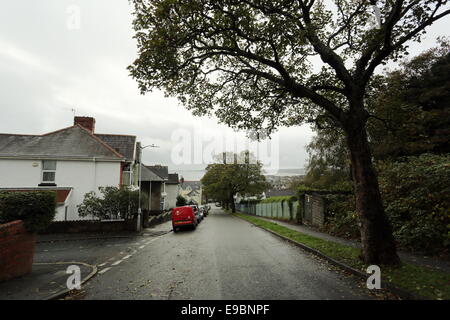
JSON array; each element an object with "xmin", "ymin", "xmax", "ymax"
[
  {"xmin": 0, "ymin": 220, "xmax": 35, "ymax": 282},
  {"xmin": 39, "ymin": 211, "xmax": 172, "ymax": 234},
  {"xmin": 39, "ymin": 219, "xmax": 137, "ymax": 234}
]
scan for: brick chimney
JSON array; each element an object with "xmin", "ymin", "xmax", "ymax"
[{"xmin": 74, "ymin": 116, "xmax": 95, "ymax": 133}]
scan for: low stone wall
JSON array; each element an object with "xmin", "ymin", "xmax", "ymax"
[
  {"xmin": 39, "ymin": 219, "xmax": 137, "ymax": 234},
  {"xmin": 40, "ymin": 211, "xmax": 172, "ymax": 234},
  {"xmin": 0, "ymin": 220, "xmax": 36, "ymax": 282}
]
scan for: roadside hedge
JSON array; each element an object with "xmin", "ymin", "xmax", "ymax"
[
  {"xmin": 377, "ymin": 153, "xmax": 450, "ymax": 253},
  {"xmin": 261, "ymin": 196, "xmax": 297, "ymax": 203},
  {"xmin": 0, "ymin": 191, "xmax": 57, "ymax": 233},
  {"xmin": 321, "ymin": 154, "xmax": 450, "ymax": 254}
]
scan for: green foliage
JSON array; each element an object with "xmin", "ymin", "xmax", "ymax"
[
  {"xmin": 176, "ymin": 195, "xmax": 187, "ymax": 207},
  {"xmin": 301, "ymin": 45, "xmax": 450, "ymax": 253},
  {"xmin": 0, "ymin": 191, "xmax": 56, "ymax": 233},
  {"xmin": 323, "ymin": 194, "xmax": 360, "ymax": 239},
  {"xmin": 128, "ymin": 0, "xmax": 448, "ymax": 135},
  {"xmin": 201, "ymin": 151, "xmax": 270, "ymax": 212},
  {"xmin": 321, "ymin": 154, "xmax": 450, "ymax": 253},
  {"xmin": 303, "ymin": 44, "xmax": 450, "ymax": 190},
  {"xmin": 303, "ymin": 128, "xmax": 351, "ymax": 190},
  {"xmin": 377, "ymin": 154, "xmax": 450, "ymax": 253},
  {"xmin": 368, "ymin": 42, "xmax": 450, "ymax": 159},
  {"xmin": 77, "ymin": 186, "xmax": 140, "ymax": 221},
  {"xmin": 261, "ymin": 196, "xmax": 297, "ymax": 204}
]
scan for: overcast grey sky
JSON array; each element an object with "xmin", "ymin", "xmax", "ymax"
[{"xmin": 0, "ymin": 1, "xmax": 448, "ymax": 180}]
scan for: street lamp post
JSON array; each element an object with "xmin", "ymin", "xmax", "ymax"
[{"xmin": 137, "ymin": 143, "xmax": 159, "ymax": 231}]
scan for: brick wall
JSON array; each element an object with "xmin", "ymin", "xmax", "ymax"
[{"xmin": 0, "ymin": 220, "xmax": 36, "ymax": 282}]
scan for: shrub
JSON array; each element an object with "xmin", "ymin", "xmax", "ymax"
[
  {"xmin": 323, "ymin": 194, "xmax": 360, "ymax": 239},
  {"xmin": 377, "ymin": 153, "xmax": 450, "ymax": 253},
  {"xmin": 0, "ymin": 191, "xmax": 56, "ymax": 233},
  {"xmin": 320, "ymin": 154, "xmax": 450, "ymax": 253},
  {"xmin": 261, "ymin": 196, "xmax": 297, "ymax": 203},
  {"xmin": 77, "ymin": 186, "xmax": 140, "ymax": 220}
]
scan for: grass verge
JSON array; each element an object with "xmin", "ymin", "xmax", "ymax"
[{"xmin": 234, "ymin": 212, "xmax": 450, "ymax": 300}]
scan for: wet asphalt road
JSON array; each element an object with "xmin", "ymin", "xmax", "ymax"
[{"xmin": 71, "ymin": 207, "xmax": 374, "ymax": 300}]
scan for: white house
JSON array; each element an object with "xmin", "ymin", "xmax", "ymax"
[
  {"xmin": 164, "ymin": 173, "xmax": 180, "ymax": 209},
  {"xmin": 0, "ymin": 117, "xmax": 138, "ymax": 221}
]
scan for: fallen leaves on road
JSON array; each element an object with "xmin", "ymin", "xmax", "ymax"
[{"xmin": 64, "ymin": 289, "xmax": 86, "ymax": 300}]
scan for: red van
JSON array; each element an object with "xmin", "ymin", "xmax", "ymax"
[{"xmin": 171, "ymin": 206, "xmax": 198, "ymax": 232}]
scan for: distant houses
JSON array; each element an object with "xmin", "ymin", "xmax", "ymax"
[
  {"xmin": 179, "ymin": 180, "xmax": 202, "ymax": 205},
  {"xmin": 141, "ymin": 165, "xmax": 180, "ymax": 212},
  {"xmin": 0, "ymin": 116, "xmax": 179, "ymax": 221}
]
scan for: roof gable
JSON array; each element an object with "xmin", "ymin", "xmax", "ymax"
[
  {"xmin": 140, "ymin": 165, "xmax": 164, "ymax": 182},
  {"xmin": 95, "ymin": 134, "xmax": 136, "ymax": 162},
  {"xmin": 147, "ymin": 165, "xmax": 169, "ymax": 180}
]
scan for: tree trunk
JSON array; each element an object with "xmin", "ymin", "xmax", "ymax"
[
  {"xmin": 346, "ymin": 122, "xmax": 400, "ymax": 266},
  {"xmin": 230, "ymin": 198, "xmax": 236, "ymax": 213}
]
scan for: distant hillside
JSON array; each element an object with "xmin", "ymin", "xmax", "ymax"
[{"xmin": 177, "ymin": 167, "xmax": 306, "ymax": 181}]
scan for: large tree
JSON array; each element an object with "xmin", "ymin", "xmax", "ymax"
[
  {"xmin": 201, "ymin": 151, "xmax": 269, "ymax": 212},
  {"xmin": 128, "ymin": 0, "xmax": 449, "ymax": 265}
]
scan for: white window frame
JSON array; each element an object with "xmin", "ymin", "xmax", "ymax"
[{"xmin": 42, "ymin": 160, "xmax": 57, "ymax": 183}]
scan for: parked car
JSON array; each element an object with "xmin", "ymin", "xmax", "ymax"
[
  {"xmin": 201, "ymin": 206, "xmax": 209, "ymax": 217},
  {"xmin": 190, "ymin": 205, "xmax": 203, "ymax": 222},
  {"xmin": 172, "ymin": 206, "xmax": 198, "ymax": 232},
  {"xmin": 200, "ymin": 206, "xmax": 206, "ymax": 217}
]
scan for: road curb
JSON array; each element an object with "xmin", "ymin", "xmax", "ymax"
[
  {"xmin": 33, "ymin": 261, "xmax": 98, "ymax": 300},
  {"xmin": 232, "ymin": 213, "xmax": 426, "ymax": 300}
]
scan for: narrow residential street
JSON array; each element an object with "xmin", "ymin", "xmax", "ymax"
[{"xmin": 41, "ymin": 206, "xmax": 375, "ymax": 300}]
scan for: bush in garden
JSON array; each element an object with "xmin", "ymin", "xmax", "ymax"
[
  {"xmin": 0, "ymin": 191, "xmax": 56, "ymax": 233},
  {"xmin": 78, "ymin": 186, "xmax": 141, "ymax": 220}
]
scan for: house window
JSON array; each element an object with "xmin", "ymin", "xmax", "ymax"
[
  {"xmin": 42, "ymin": 160, "xmax": 56, "ymax": 183},
  {"xmin": 122, "ymin": 163, "xmax": 132, "ymax": 186}
]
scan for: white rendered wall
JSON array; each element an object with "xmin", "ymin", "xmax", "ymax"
[
  {"xmin": 164, "ymin": 184, "xmax": 179, "ymax": 209},
  {"xmin": 0, "ymin": 159, "xmax": 121, "ymax": 221}
]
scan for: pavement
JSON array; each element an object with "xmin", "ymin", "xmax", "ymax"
[
  {"xmin": 252, "ymin": 215, "xmax": 450, "ymax": 273},
  {"xmin": 0, "ymin": 223, "xmax": 172, "ymax": 300},
  {"xmin": 0, "ymin": 262, "xmax": 94, "ymax": 300}
]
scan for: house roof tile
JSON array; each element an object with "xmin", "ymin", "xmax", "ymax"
[{"xmin": 0, "ymin": 125, "xmax": 124, "ymax": 161}]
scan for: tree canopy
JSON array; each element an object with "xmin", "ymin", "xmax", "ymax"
[
  {"xmin": 304, "ymin": 42, "xmax": 450, "ymax": 189},
  {"xmin": 129, "ymin": 0, "xmax": 449, "ymax": 133},
  {"xmin": 201, "ymin": 151, "xmax": 269, "ymax": 212}
]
